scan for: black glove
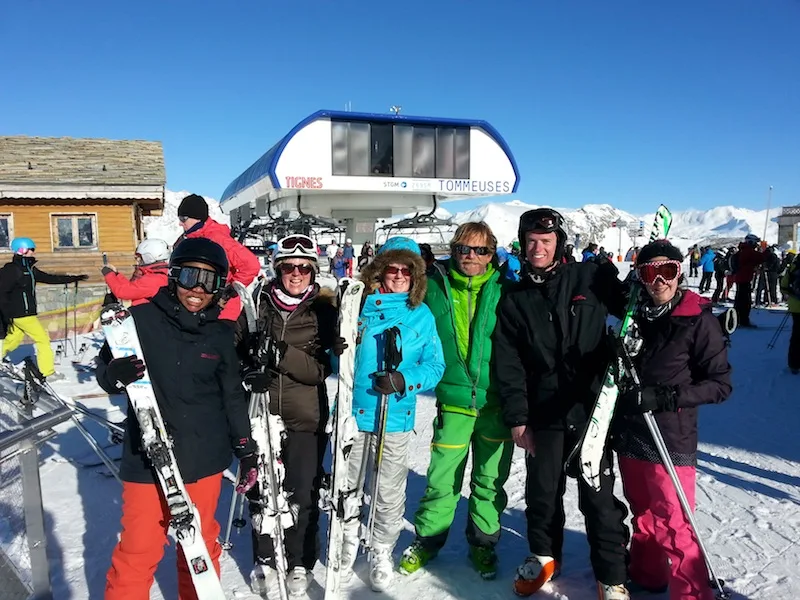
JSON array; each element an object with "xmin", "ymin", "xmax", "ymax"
[
  {"xmin": 243, "ymin": 369, "xmax": 271, "ymax": 393},
  {"xmin": 332, "ymin": 336, "xmax": 348, "ymax": 356},
  {"xmin": 105, "ymin": 355, "xmax": 145, "ymax": 389},
  {"xmin": 262, "ymin": 339, "xmax": 288, "ymax": 370},
  {"xmin": 101, "ymin": 267, "xmax": 115, "ymax": 277},
  {"xmin": 372, "ymin": 371, "xmax": 406, "ymax": 395},
  {"xmin": 235, "ymin": 453, "xmax": 258, "ymax": 494},
  {"xmin": 620, "ymin": 385, "xmax": 677, "ymax": 414}
]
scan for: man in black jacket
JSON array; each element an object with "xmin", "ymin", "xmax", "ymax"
[
  {"xmin": 0, "ymin": 237, "xmax": 88, "ymax": 381},
  {"xmin": 494, "ymin": 209, "xmax": 631, "ymax": 600},
  {"xmin": 95, "ymin": 238, "xmax": 256, "ymax": 599}
]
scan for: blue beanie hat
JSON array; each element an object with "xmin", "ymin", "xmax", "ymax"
[{"xmin": 378, "ymin": 236, "xmax": 420, "ymax": 256}]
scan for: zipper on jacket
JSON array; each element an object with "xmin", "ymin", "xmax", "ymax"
[{"xmin": 277, "ymin": 313, "xmax": 290, "ymax": 417}]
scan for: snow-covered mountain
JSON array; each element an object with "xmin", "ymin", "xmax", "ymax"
[{"xmin": 146, "ymin": 191, "xmax": 782, "ymax": 255}]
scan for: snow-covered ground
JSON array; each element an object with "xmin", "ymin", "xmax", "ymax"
[{"xmin": 1, "ymin": 296, "xmax": 798, "ymax": 599}]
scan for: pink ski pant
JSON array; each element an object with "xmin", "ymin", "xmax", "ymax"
[{"xmin": 618, "ymin": 456, "xmax": 714, "ymax": 600}]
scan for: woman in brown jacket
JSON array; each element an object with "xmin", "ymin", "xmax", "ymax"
[{"xmin": 236, "ymin": 234, "xmax": 341, "ymax": 596}]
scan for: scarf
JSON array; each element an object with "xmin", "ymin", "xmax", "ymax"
[
  {"xmin": 640, "ymin": 289, "xmax": 683, "ymax": 321},
  {"xmin": 270, "ymin": 283, "xmax": 313, "ymax": 312}
]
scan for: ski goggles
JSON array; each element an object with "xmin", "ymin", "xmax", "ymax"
[
  {"xmin": 277, "ymin": 262, "xmax": 314, "ymax": 275},
  {"xmin": 384, "ymin": 265, "xmax": 412, "ymax": 277},
  {"xmin": 279, "ymin": 235, "xmax": 315, "ymax": 253},
  {"xmin": 454, "ymin": 244, "xmax": 491, "ymax": 256},
  {"xmin": 171, "ymin": 265, "xmax": 224, "ymax": 293},
  {"xmin": 519, "ymin": 208, "xmax": 564, "ymax": 233},
  {"xmin": 636, "ymin": 260, "xmax": 681, "ymax": 285}
]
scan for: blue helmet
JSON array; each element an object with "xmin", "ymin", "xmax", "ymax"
[{"xmin": 11, "ymin": 237, "xmax": 36, "ymax": 254}]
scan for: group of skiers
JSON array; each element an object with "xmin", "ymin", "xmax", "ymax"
[{"xmin": 0, "ymin": 193, "xmax": 759, "ymax": 600}]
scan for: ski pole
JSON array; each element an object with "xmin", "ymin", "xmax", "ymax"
[
  {"xmin": 73, "ymin": 281, "xmax": 79, "ymax": 352},
  {"xmin": 620, "ymin": 348, "xmax": 729, "ymax": 599},
  {"xmin": 63, "ymin": 283, "xmax": 70, "ymax": 357},
  {"xmin": 221, "ymin": 475, "xmax": 240, "ymax": 550},
  {"xmin": 767, "ymin": 311, "xmax": 791, "ymax": 350}
]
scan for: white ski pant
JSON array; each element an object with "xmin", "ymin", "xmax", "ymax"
[{"xmin": 344, "ymin": 430, "xmax": 412, "ymax": 551}]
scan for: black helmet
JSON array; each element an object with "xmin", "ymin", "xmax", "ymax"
[
  {"xmin": 518, "ymin": 208, "xmax": 568, "ymax": 264},
  {"xmin": 169, "ymin": 238, "xmax": 229, "ymax": 279}
]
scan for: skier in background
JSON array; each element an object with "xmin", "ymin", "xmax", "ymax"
[
  {"xmin": 688, "ymin": 245, "xmax": 700, "ymax": 278},
  {"xmin": 581, "ymin": 242, "xmax": 598, "ymax": 261},
  {"xmin": 0, "ymin": 237, "xmax": 88, "ymax": 381},
  {"xmin": 763, "ymin": 245, "xmax": 781, "ymax": 307},
  {"xmin": 95, "ymin": 238, "xmax": 256, "ymax": 599},
  {"xmin": 101, "ymin": 239, "xmax": 170, "ymax": 306},
  {"xmin": 173, "ymin": 193, "xmax": 260, "ymax": 321},
  {"xmin": 697, "ymin": 246, "xmax": 715, "ymax": 294},
  {"xmin": 331, "ymin": 248, "xmax": 348, "ymax": 280},
  {"xmin": 615, "ymin": 240, "xmax": 732, "ymax": 600},
  {"xmin": 779, "ymin": 249, "xmax": 800, "ymax": 373},
  {"xmin": 338, "ymin": 237, "xmax": 445, "ymax": 592},
  {"xmin": 711, "ymin": 248, "xmax": 729, "ymax": 304},
  {"xmin": 400, "ymin": 222, "xmax": 514, "ymax": 581},
  {"xmin": 419, "ymin": 243, "xmax": 437, "ymax": 276},
  {"xmin": 358, "ymin": 241, "xmax": 374, "ymax": 272},
  {"xmin": 342, "ymin": 238, "xmax": 356, "ymax": 277},
  {"xmin": 564, "ymin": 243, "xmax": 577, "ymax": 263},
  {"xmin": 494, "ymin": 209, "xmax": 631, "ymax": 600},
  {"xmin": 326, "ymin": 238, "xmax": 340, "ymax": 272},
  {"xmin": 234, "ymin": 234, "xmax": 341, "ymax": 596},
  {"xmin": 730, "ymin": 234, "xmax": 765, "ymax": 327}
]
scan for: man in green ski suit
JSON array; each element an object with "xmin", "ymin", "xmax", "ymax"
[{"xmin": 399, "ymin": 221, "xmax": 514, "ymax": 580}]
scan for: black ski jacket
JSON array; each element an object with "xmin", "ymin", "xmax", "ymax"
[
  {"xmin": 96, "ymin": 288, "xmax": 255, "ymax": 484},
  {"xmin": 494, "ymin": 260, "xmax": 626, "ymax": 432},
  {"xmin": 0, "ymin": 255, "xmax": 84, "ymax": 319},
  {"xmin": 614, "ymin": 290, "xmax": 732, "ymax": 465}
]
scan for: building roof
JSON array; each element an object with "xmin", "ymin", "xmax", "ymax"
[{"xmin": 0, "ymin": 136, "xmax": 166, "ymax": 186}]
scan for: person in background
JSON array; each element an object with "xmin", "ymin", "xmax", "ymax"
[
  {"xmin": 102, "ymin": 239, "xmax": 171, "ymax": 306},
  {"xmin": 96, "ymin": 238, "xmax": 255, "ymax": 599},
  {"xmin": 711, "ymin": 249, "xmax": 729, "ymax": 305},
  {"xmin": 338, "ymin": 237, "xmax": 445, "ymax": 592},
  {"xmin": 358, "ymin": 241, "xmax": 375, "ymax": 272},
  {"xmin": 763, "ymin": 246, "xmax": 781, "ymax": 307},
  {"xmin": 779, "ymin": 249, "xmax": 800, "ymax": 374},
  {"xmin": 564, "ymin": 244, "xmax": 577, "ymax": 264},
  {"xmin": 174, "ymin": 193, "xmax": 260, "ymax": 321},
  {"xmin": 615, "ymin": 240, "xmax": 732, "ymax": 600},
  {"xmin": 400, "ymin": 222, "xmax": 514, "ymax": 582},
  {"xmin": 342, "ymin": 238, "xmax": 356, "ymax": 277},
  {"xmin": 697, "ymin": 246, "xmax": 715, "ymax": 294},
  {"xmin": 730, "ymin": 234, "xmax": 765, "ymax": 327},
  {"xmin": 331, "ymin": 248, "xmax": 347, "ymax": 280},
  {"xmin": 0, "ymin": 237, "xmax": 88, "ymax": 381},
  {"xmin": 419, "ymin": 243, "xmax": 437, "ymax": 276},
  {"xmin": 326, "ymin": 239, "xmax": 340, "ymax": 273},
  {"xmin": 581, "ymin": 243, "xmax": 598, "ymax": 262}
]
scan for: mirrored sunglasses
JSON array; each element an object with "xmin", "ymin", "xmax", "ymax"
[
  {"xmin": 454, "ymin": 244, "xmax": 491, "ymax": 256},
  {"xmin": 637, "ymin": 260, "xmax": 681, "ymax": 284},
  {"xmin": 173, "ymin": 265, "xmax": 223, "ymax": 293},
  {"xmin": 278, "ymin": 263, "xmax": 314, "ymax": 275},
  {"xmin": 385, "ymin": 266, "xmax": 411, "ymax": 277}
]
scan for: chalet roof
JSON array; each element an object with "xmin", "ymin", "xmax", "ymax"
[{"xmin": 0, "ymin": 136, "xmax": 165, "ymax": 186}]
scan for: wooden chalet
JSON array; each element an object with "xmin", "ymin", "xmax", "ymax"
[{"xmin": 0, "ymin": 136, "xmax": 165, "ymax": 282}]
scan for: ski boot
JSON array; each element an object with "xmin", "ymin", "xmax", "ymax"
[
  {"xmin": 597, "ymin": 582, "xmax": 630, "ymax": 599},
  {"xmin": 369, "ymin": 546, "xmax": 394, "ymax": 592},
  {"xmin": 513, "ymin": 554, "xmax": 560, "ymax": 596},
  {"xmin": 287, "ymin": 567, "xmax": 310, "ymax": 597},
  {"xmin": 468, "ymin": 544, "xmax": 498, "ymax": 580},
  {"xmin": 46, "ymin": 371, "xmax": 67, "ymax": 382},
  {"xmin": 339, "ymin": 531, "xmax": 360, "ymax": 583},
  {"xmin": 249, "ymin": 562, "xmax": 277, "ymax": 597},
  {"xmin": 398, "ymin": 540, "xmax": 438, "ymax": 575}
]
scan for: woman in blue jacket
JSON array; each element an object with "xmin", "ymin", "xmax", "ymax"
[{"xmin": 339, "ymin": 236, "xmax": 445, "ymax": 592}]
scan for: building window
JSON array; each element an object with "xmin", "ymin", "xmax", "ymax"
[
  {"xmin": 370, "ymin": 124, "xmax": 393, "ymax": 175},
  {"xmin": 436, "ymin": 127, "xmax": 470, "ymax": 179},
  {"xmin": 0, "ymin": 214, "xmax": 12, "ymax": 252},
  {"xmin": 51, "ymin": 214, "xmax": 98, "ymax": 250},
  {"xmin": 332, "ymin": 121, "xmax": 370, "ymax": 176}
]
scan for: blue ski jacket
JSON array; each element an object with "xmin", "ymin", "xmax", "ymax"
[
  {"xmin": 698, "ymin": 248, "xmax": 716, "ymax": 273},
  {"xmin": 352, "ymin": 291, "xmax": 445, "ymax": 434}
]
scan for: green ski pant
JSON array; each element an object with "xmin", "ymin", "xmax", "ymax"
[{"xmin": 413, "ymin": 405, "xmax": 514, "ymax": 549}]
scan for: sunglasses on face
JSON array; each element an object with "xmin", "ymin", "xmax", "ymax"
[
  {"xmin": 178, "ymin": 215, "xmax": 190, "ymax": 223},
  {"xmin": 454, "ymin": 244, "xmax": 491, "ymax": 256},
  {"xmin": 637, "ymin": 260, "xmax": 681, "ymax": 285},
  {"xmin": 278, "ymin": 262, "xmax": 314, "ymax": 275},
  {"xmin": 172, "ymin": 265, "xmax": 223, "ymax": 293},
  {"xmin": 385, "ymin": 266, "xmax": 411, "ymax": 277}
]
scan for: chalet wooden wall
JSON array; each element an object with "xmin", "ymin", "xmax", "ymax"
[{"xmin": 2, "ymin": 201, "xmax": 142, "ymax": 281}]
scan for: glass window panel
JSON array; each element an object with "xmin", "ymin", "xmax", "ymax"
[
  {"xmin": 57, "ymin": 218, "xmax": 73, "ymax": 247},
  {"xmin": 331, "ymin": 121, "xmax": 349, "ymax": 176},
  {"xmin": 77, "ymin": 217, "xmax": 94, "ymax": 247},
  {"xmin": 412, "ymin": 126, "xmax": 436, "ymax": 178},
  {"xmin": 370, "ymin": 124, "xmax": 393, "ymax": 176},
  {"xmin": 436, "ymin": 127, "xmax": 455, "ymax": 179},
  {"xmin": 348, "ymin": 122, "xmax": 370, "ymax": 176},
  {"xmin": 0, "ymin": 217, "xmax": 9, "ymax": 248},
  {"xmin": 454, "ymin": 128, "xmax": 471, "ymax": 179},
  {"xmin": 393, "ymin": 125, "xmax": 413, "ymax": 177}
]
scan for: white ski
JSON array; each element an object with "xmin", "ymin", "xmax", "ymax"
[
  {"xmin": 100, "ymin": 303, "xmax": 227, "ymax": 600},
  {"xmin": 570, "ymin": 205, "xmax": 673, "ymax": 490},
  {"xmin": 322, "ymin": 277, "xmax": 365, "ymax": 599}
]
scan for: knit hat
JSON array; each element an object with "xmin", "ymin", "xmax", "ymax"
[
  {"xmin": 636, "ymin": 240, "xmax": 683, "ymax": 265},
  {"xmin": 177, "ymin": 194, "xmax": 209, "ymax": 221},
  {"xmin": 378, "ymin": 236, "xmax": 421, "ymax": 256}
]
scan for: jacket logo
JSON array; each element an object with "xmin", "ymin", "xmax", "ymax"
[
  {"xmin": 200, "ymin": 353, "xmax": 220, "ymax": 360},
  {"xmin": 572, "ymin": 295, "xmax": 587, "ymax": 302}
]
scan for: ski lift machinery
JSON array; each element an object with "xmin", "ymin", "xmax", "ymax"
[{"xmin": 218, "ymin": 109, "xmax": 520, "ymax": 257}]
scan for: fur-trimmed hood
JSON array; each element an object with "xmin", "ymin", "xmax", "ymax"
[{"xmin": 359, "ymin": 249, "xmax": 427, "ymax": 307}]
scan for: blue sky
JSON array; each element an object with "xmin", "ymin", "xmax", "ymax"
[{"xmin": 2, "ymin": 0, "xmax": 798, "ymax": 213}]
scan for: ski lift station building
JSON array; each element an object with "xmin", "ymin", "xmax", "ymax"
[{"xmin": 219, "ymin": 110, "xmax": 519, "ymax": 245}]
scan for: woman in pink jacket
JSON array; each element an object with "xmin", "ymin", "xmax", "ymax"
[{"xmin": 102, "ymin": 239, "xmax": 170, "ymax": 306}]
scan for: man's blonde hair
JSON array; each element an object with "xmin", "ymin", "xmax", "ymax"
[{"xmin": 450, "ymin": 221, "xmax": 497, "ymax": 255}]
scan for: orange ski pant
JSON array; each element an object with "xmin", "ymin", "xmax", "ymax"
[{"xmin": 105, "ymin": 472, "xmax": 223, "ymax": 600}]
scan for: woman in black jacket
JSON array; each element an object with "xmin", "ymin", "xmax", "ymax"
[
  {"xmin": 96, "ymin": 238, "xmax": 255, "ymax": 600},
  {"xmin": 235, "ymin": 234, "xmax": 340, "ymax": 597},
  {"xmin": 615, "ymin": 240, "xmax": 732, "ymax": 600}
]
